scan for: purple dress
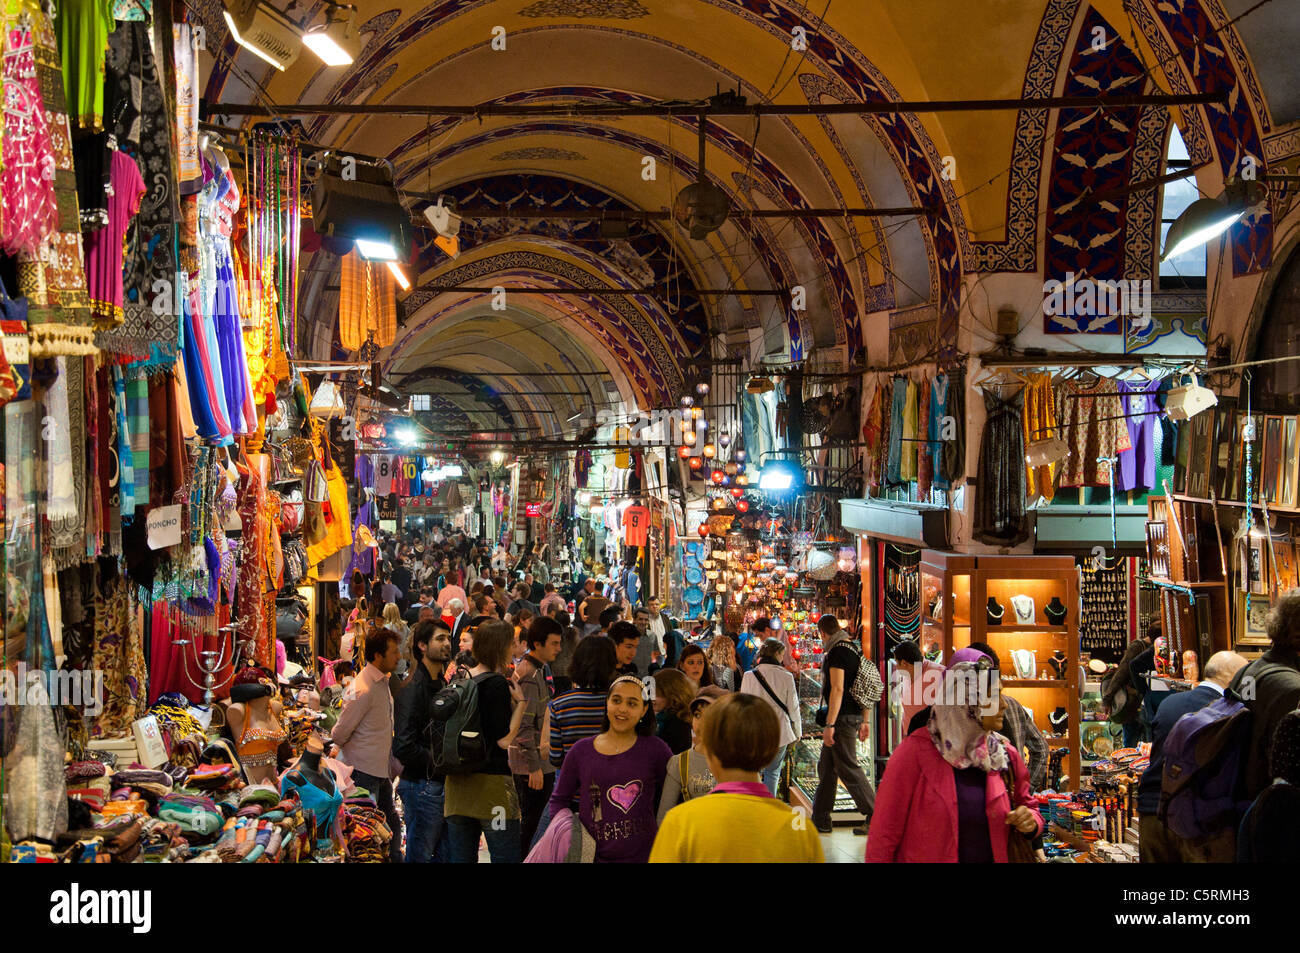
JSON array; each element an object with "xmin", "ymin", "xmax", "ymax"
[
  {"xmin": 548, "ymin": 735, "xmax": 671, "ymax": 863},
  {"xmin": 1117, "ymin": 378, "xmax": 1160, "ymax": 491}
]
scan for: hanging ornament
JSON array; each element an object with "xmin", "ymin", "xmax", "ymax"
[
  {"xmin": 677, "ymin": 445, "xmax": 692, "ymax": 459},
  {"xmin": 734, "ymin": 449, "xmax": 747, "ymax": 464},
  {"xmin": 682, "ymin": 429, "xmax": 697, "ymax": 447},
  {"xmin": 737, "ymin": 472, "xmax": 749, "ymax": 486},
  {"xmin": 724, "ymin": 461, "xmax": 739, "ymax": 475},
  {"xmin": 702, "ymin": 443, "xmax": 717, "ymax": 459},
  {"xmin": 711, "ymin": 470, "xmax": 725, "ymax": 485},
  {"xmin": 690, "ymin": 407, "xmax": 703, "ymax": 421},
  {"xmin": 689, "ymin": 456, "xmax": 703, "ymax": 470},
  {"xmin": 697, "ymin": 417, "xmax": 709, "ymax": 432},
  {"xmin": 718, "ymin": 432, "xmax": 731, "ymax": 448},
  {"xmin": 730, "ymin": 486, "xmax": 743, "ymax": 499}
]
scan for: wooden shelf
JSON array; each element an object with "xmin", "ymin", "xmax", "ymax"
[
  {"xmin": 1002, "ymin": 678, "xmax": 1069, "ymax": 688},
  {"xmin": 984, "ymin": 624, "xmax": 1069, "ymax": 633}
]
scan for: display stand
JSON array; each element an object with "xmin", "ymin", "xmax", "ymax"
[
  {"xmin": 1146, "ymin": 496, "xmax": 1232, "ymax": 671},
  {"xmin": 919, "ymin": 553, "xmax": 1081, "ymax": 788}
]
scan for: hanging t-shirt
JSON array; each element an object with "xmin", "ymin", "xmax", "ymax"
[
  {"xmin": 374, "ymin": 454, "xmax": 394, "ymax": 495},
  {"xmin": 624, "ymin": 505, "xmax": 650, "ymax": 547}
]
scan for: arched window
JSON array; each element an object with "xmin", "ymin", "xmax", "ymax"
[{"xmin": 1159, "ymin": 126, "xmax": 1206, "ymax": 286}]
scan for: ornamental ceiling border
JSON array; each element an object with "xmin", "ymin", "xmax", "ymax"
[
  {"xmin": 695, "ymin": 0, "xmax": 966, "ymax": 322},
  {"xmin": 398, "ymin": 250, "xmax": 679, "ymax": 401},
  {"xmin": 394, "ymin": 277, "xmax": 663, "ymax": 407},
  {"xmin": 389, "ymin": 81, "xmax": 859, "ymax": 356},
  {"xmin": 402, "ymin": 121, "xmax": 807, "ymax": 360}
]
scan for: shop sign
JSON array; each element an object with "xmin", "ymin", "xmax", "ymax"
[
  {"xmin": 525, "ymin": 502, "xmax": 542, "ymax": 518},
  {"xmin": 377, "ymin": 494, "xmax": 398, "ymax": 519},
  {"xmin": 146, "ymin": 504, "xmax": 183, "ymax": 550}
]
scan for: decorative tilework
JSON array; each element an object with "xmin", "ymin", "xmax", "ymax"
[
  {"xmin": 489, "ymin": 147, "xmax": 587, "ymax": 160},
  {"xmin": 518, "ymin": 0, "xmax": 651, "ymax": 16}
]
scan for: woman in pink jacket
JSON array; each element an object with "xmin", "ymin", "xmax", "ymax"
[{"xmin": 866, "ymin": 648, "xmax": 1041, "ymax": 863}]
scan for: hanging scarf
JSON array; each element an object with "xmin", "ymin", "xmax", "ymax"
[
  {"xmin": 45, "ymin": 356, "xmax": 78, "ymax": 531},
  {"xmin": 926, "ymin": 655, "xmax": 1009, "ymax": 774}
]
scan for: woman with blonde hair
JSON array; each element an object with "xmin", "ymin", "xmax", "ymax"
[
  {"xmin": 651, "ymin": 668, "xmax": 698, "ymax": 754},
  {"xmin": 382, "ymin": 602, "xmax": 412, "ymax": 677},
  {"xmin": 706, "ymin": 634, "xmax": 742, "ymax": 691}
]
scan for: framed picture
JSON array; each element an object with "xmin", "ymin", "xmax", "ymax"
[
  {"xmin": 1249, "ymin": 537, "xmax": 1268, "ymax": 594},
  {"xmin": 1238, "ymin": 591, "xmax": 1272, "ymax": 646},
  {"xmin": 1284, "ymin": 417, "xmax": 1300, "ymax": 509},
  {"xmin": 1262, "ymin": 416, "xmax": 1284, "ymax": 503},
  {"xmin": 1187, "ymin": 410, "xmax": 1216, "ymax": 499},
  {"xmin": 1212, "ymin": 405, "xmax": 1238, "ymax": 501}
]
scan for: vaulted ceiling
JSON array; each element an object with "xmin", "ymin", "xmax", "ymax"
[{"xmin": 192, "ymin": 0, "xmax": 1296, "ymax": 439}]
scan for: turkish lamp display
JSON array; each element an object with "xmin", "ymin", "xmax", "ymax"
[
  {"xmin": 1161, "ymin": 179, "xmax": 1267, "ymax": 262},
  {"xmin": 688, "ymin": 456, "xmax": 703, "ymax": 470},
  {"xmin": 680, "ymin": 396, "xmax": 694, "ymax": 410},
  {"xmin": 696, "ymin": 381, "xmax": 710, "ymax": 397},
  {"xmin": 718, "ymin": 432, "xmax": 731, "ymax": 448},
  {"xmin": 302, "ymin": 3, "xmax": 361, "ymax": 66},
  {"xmin": 1025, "ymin": 435, "xmax": 1068, "ymax": 467},
  {"xmin": 677, "ymin": 445, "xmax": 692, "ymax": 459},
  {"xmin": 702, "ymin": 442, "xmax": 717, "ymax": 459}
]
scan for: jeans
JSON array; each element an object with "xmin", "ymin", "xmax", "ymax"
[
  {"xmin": 397, "ymin": 777, "xmax": 449, "ymax": 863},
  {"xmin": 811, "ymin": 713, "xmax": 876, "ymax": 826},
  {"xmin": 514, "ymin": 772, "xmax": 555, "ymax": 854},
  {"xmin": 446, "ymin": 814, "xmax": 523, "ymax": 863},
  {"xmin": 761, "ymin": 744, "xmax": 788, "ymax": 797},
  {"xmin": 352, "ymin": 769, "xmax": 403, "ymax": 863}
]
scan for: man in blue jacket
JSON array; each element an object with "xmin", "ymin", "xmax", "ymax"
[
  {"xmin": 736, "ymin": 617, "xmax": 771, "ymax": 672},
  {"xmin": 1136, "ymin": 650, "xmax": 1247, "ymax": 862}
]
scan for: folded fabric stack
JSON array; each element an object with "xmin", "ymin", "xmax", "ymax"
[
  {"xmin": 101, "ymin": 797, "xmax": 150, "ymax": 820},
  {"xmin": 67, "ymin": 776, "xmax": 112, "ymax": 812},
  {"xmin": 65, "ymin": 760, "xmax": 108, "ymax": 782},
  {"xmin": 139, "ymin": 818, "xmax": 188, "ymax": 861},
  {"xmin": 110, "ymin": 767, "xmax": 175, "ymax": 797},
  {"xmin": 215, "ymin": 815, "xmax": 284, "ymax": 862},
  {"xmin": 157, "ymin": 794, "xmax": 224, "ymax": 838},
  {"xmin": 101, "ymin": 819, "xmax": 145, "ymax": 863},
  {"xmin": 341, "ymin": 798, "xmax": 392, "ymax": 863}
]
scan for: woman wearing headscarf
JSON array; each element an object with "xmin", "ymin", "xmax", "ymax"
[
  {"xmin": 1237, "ymin": 710, "xmax": 1300, "ymax": 862},
  {"xmin": 865, "ymin": 648, "xmax": 1041, "ymax": 862}
]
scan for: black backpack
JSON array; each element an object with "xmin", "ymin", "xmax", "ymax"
[{"xmin": 427, "ymin": 673, "xmax": 492, "ymax": 774}]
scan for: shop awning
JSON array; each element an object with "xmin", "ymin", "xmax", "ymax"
[
  {"xmin": 1032, "ymin": 503, "xmax": 1149, "ymax": 554},
  {"xmin": 840, "ymin": 498, "xmax": 950, "ymax": 549}
]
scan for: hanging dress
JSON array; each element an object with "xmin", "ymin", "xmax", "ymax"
[
  {"xmin": 1, "ymin": 7, "xmax": 58, "ymax": 257},
  {"xmin": 973, "ymin": 388, "xmax": 1029, "ymax": 547}
]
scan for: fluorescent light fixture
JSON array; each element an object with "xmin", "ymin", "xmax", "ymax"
[
  {"xmin": 386, "ymin": 260, "xmax": 410, "ymax": 290},
  {"xmin": 440, "ymin": 464, "xmax": 463, "ymax": 478},
  {"xmin": 1164, "ymin": 380, "xmax": 1218, "ymax": 421},
  {"xmin": 356, "ymin": 238, "xmax": 399, "ymax": 261},
  {"xmin": 223, "ymin": 1, "xmax": 300, "ymax": 70},
  {"xmin": 1161, "ymin": 179, "xmax": 1268, "ymax": 262},
  {"xmin": 302, "ymin": 4, "xmax": 360, "ymax": 66}
]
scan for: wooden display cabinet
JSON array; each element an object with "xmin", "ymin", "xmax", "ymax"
[
  {"xmin": 919, "ymin": 552, "xmax": 1080, "ymax": 789},
  {"xmin": 1147, "ymin": 496, "xmax": 1233, "ymax": 666}
]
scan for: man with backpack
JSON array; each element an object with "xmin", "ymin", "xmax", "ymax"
[
  {"xmin": 1136, "ymin": 651, "xmax": 1246, "ymax": 862},
  {"xmin": 811, "ymin": 614, "xmax": 881, "ymax": 835},
  {"xmin": 440, "ymin": 619, "xmax": 528, "ymax": 862},
  {"xmin": 393, "ymin": 619, "xmax": 454, "ymax": 862},
  {"xmin": 1228, "ymin": 590, "xmax": 1300, "ymax": 799}
]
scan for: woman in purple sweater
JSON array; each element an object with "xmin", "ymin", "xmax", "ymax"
[{"xmin": 548, "ymin": 674, "xmax": 672, "ymax": 862}]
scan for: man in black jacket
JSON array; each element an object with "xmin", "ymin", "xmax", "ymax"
[
  {"xmin": 1229, "ymin": 590, "xmax": 1300, "ymax": 799},
  {"xmin": 393, "ymin": 619, "xmax": 453, "ymax": 863},
  {"xmin": 390, "ymin": 559, "xmax": 414, "ymax": 614},
  {"xmin": 1136, "ymin": 650, "xmax": 1247, "ymax": 862}
]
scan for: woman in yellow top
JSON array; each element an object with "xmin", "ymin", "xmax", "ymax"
[{"xmin": 650, "ymin": 694, "xmax": 824, "ymax": 863}]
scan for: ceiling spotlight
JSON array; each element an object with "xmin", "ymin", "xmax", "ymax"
[
  {"xmin": 1161, "ymin": 178, "xmax": 1268, "ymax": 261},
  {"xmin": 302, "ymin": 2, "xmax": 360, "ymax": 66},
  {"xmin": 356, "ymin": 238, "xmax": 400, "ymax": 261}
]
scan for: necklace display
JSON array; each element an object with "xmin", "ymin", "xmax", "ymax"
[
  {"xmin": 884, "ymin": 544, "xmax": 921, "ymax": 639},
  {"xmin": 986, "ymin": 597, "xmax": 1004, "ymax": 624},
  {"xmin": 1010, "ymin": 594, "xmax": 1035, "ymax": 624}
]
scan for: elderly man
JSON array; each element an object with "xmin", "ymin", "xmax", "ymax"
[{"xmin": 446, "ymin": 598, "xmax": 470, "ymax": 643}]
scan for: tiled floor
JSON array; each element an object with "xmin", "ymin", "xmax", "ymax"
[{"xmin": 819, "ymin": 826, "xmax": 866, "ymax": 863}]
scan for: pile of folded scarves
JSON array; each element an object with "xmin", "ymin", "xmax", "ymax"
[
  {"xmin": 341, "ymin": 795, "xmax": 391, "ymax": 863},
  {"xmin": 46, "ymin": 761, "xmax": 323, "ymax": 863}
]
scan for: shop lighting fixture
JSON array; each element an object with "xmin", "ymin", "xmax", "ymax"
[
  {"xmin": 702, "ymin": 442, "xmax": 716, "ymax": 459},
  {"xmin": 395, "ymin": 428, "xmax": 417, "ymax": 446},
  {"xmin": 688, "ymin": 456, "xmax": 703, "ymax": 470},
  {"xmin": 690, "ymin": 407, "xmax": 703, "ymax": 421},
  {"xmin": 223, "ymin": 0, "xmax": 300, "ymax": 70},
  {"xmin": 710, "ymin": 470, "xmax": 725, "ymax": 484},
  {"xmin": 718, "ymin": 432, "xmax": 731, "ymax": 448},
  {"xmin": 677, "ymin": 445, "xmax": 692, "ymax": 459},
  {"xmin": 724, "ymin": 461, "xmax": 739, "ymax": 476},
  {"xmin": 1161, "ymin": 179, "xmax": 1267, "ymax": 261},
  {"xmin": 729, "ymin": 487, "xmax": 743, "ymax": 498},
  {"xmin": 1163, "ymin": 378, "xmax": 1218, "ymax": 421},
  {"xmin": 696, "ymin": 381, "xmax": 710, "ymax": 397},
  {"xmin": 698, "ymin": 523, "xmax": 710, "ymax": 537},
  {"xmin": 302, "ymin": 2, "xmax": 360, "ymax": 66},
  {"xmin": 758, "ymin": 459, "xmax": 803, "ymax": 492},
  {"xmin": 696, "ymin": 417, "xmax": 708, "ymax": 432},
  {"xmin": 356, "ymin": 238, "xmax": 400, "ymax": 261},
  {"xmin": 680, "ymin": 396, "xmax": 694, "ymax": 410},
  {"xmin": 490, "ymin": 450, "xmax": 506, "ymax": 466},
  {"xmin": 1024, "ymin": 436, "xmax": 1068, "ymax": 468},
  {"xmin": 735, "ymin": 499, "xmax": 749, "ymax": 513},
  {"xmin": 734, "ymin": 448, "xmax": 747, "ymax": 464},
  {"xmin": 387, "ymin": 261, "xmax": 410, "ymax": 290},
  {"xmin": 682, "ymin": 430, "xmax": 697, "ymax": 447}
]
